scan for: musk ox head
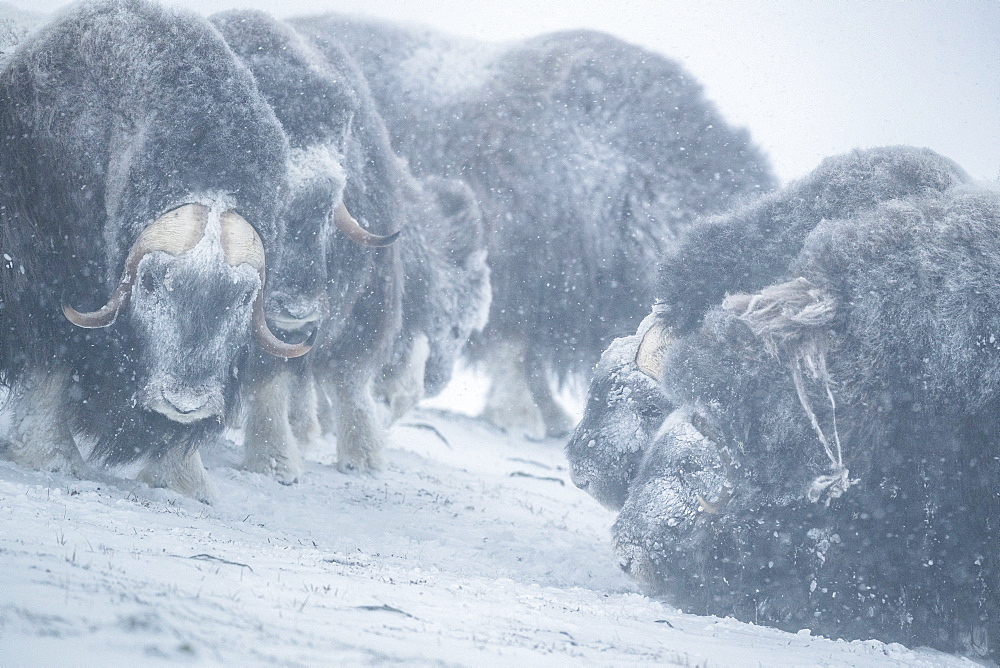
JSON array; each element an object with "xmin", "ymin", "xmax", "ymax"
[
  {"xmin": 63, "ymin": 202, "xmax": 311, "ymax": 423},
  {"xmin": 208, "ymin": 11, "xmax": 399, "ymax": 349},
  {"xmin": 264, "ymin": 145, "xmax": 343, "ymax": 335},
  {"xmin": 420, "ymin": 177, "xmax": 491, "ymax": 397},
  {"xmin": 565, "ymin": 311, "xmax": 674, "ymax": 510},
  {"xmin": 611, "ymin": 405, "xmax": 733, "ymax": 593},
  {"xmin": 262, "ymin": 143, "xmax": 399, "ymax": 342}
]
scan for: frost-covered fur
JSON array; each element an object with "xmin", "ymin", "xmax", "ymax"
[
  {"xmin": 570, "ymin": 147, "xmax": 971, "ymax": 512},
  {"xmin": 0, "ymin": 0, "xmax": 289, "ymax": 500},
  {"xmin": 658, "ymin": 146, "xmax": 969, "ymax": 334},
  {"xmin": 136, "ymin": 447, "xmax": 215, "ymax": 504},
  {"xmin": 1, "ymin": 369, "xmax": 85, "ymax": 475},
  {"xmin": 569, "ymin": 147, "xmax": 1000, "ymax": 656},
  {"xmin": 565, "ymin": 313, "xmax": 671, "ymax": 509},
  {"xmin": 291, "ymin": 15, "xmax": 775, "ymax": 437}
]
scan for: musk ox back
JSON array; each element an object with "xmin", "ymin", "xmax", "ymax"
[
  {"xmin": 0, "ymin": 0, "xmax": 296, "ymax": 500},
  {"xmin": 291, "ymin": 15, "xmax": 775, "ymax": 438},
  {"xmin": 657, "ymin": 145, "xmax": 970, "ymax": 335},
  {"xmin": 568, "ymin": 147, "xmax": 999, "ymax": 656}
]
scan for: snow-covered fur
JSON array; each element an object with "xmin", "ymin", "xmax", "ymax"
[
  {"xmin": 565, "ymin": 313, "xmax": 672, "ymax": 510},
  {"xmin": 376, "ymin": 175, "xmax": 491, "ymax": 421},
  {"xmin": 210, "ymin": 10, "xmax": 406, "ymax": 479},
  {"xmin": 0, "ymin": 0, "xmax": 289, "ymax": 500},
  {"xmin": 657, "ymin": 146, "xmax": 969, "ymax": 334},
  {"xmin": 290, "ymin": 15, "xmax": 775, "ymax": 437},
  {"xmin": 569, "ymin": 147, "xmax": 970, "ymax": 510},
  {"xmin": 569, "ymin": 147, "xmax": 1000, "ymax": 656}
]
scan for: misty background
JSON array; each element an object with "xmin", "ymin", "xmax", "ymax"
[{"xmin": 6, "ymin": 0, "xmax": 999, "ymax": 184}]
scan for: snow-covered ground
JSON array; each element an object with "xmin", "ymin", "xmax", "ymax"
[{"xmin": 0, "ymin": 397, "xmax": 983, "ymax": 666}]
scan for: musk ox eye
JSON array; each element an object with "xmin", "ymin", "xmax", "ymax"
[
  {"xmin": 241, "ymin": 289, "xmax": 254, "ymax": 307},
  {"xmin": 141, "ymin": 271, "xmax": 157, "ymax": 293},
  {"xmin": 640, "ymin": 403, "xmax": 665, "ymax": 422}
]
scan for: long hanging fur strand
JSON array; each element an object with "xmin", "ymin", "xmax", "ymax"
[{"xmin": 724, "ymin": 277, "xmax": 853, "ymax": 504}]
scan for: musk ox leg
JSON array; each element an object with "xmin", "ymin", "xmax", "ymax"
[
  {"xmin": 327, "ymin": 368, "xmax": 385, "ymax": 473},
  {"xmin": 1, "ymin": 369, "xmax": 85, "ymax": 474},
  {"xmin": 315, "ymin": 380, "xmax": 337, "ymax": 438},
  {"xmin": 378, "ymin": 333, "xmax": 431, "ymax": 424},
  {"xmin": 288, "ymin": 370, "xmax": 321, "ymax": 454},
  {"xmin": 242, "ymin": 367, "xmax": 303, "ymax": 484},
  {"xmin": 525, "ymin": 352, "xmax": 575, "ymax": 439},
  {"xmin": 137, "ymin": 447, "xmax": 215, "ymax": 504},
  {"xmin": 481, "ymin": 338, "xmax": 547, "ymax": 439}
]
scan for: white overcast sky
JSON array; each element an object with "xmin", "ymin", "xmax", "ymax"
[{"xmin": 10, "ymin": 0, "xmax": 1000, "ymax": 184}]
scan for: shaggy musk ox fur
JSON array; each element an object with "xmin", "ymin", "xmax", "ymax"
[
  {"xmin": 213, "ymin": 12, "xmax": 489, "ymax": 479},
  {"xmin": 290, "ymin": 15, "xmax": 775, "ymax": 438},
  {"xmin": 568, "ymin": 147, "xmax": 969, "ymax": 510},
  {"xmin": 0, "ymin": 0, "xmax": 292, "ymax": 501},
  {"xmin": 657, "ymin": 145, "xmax": 970, "ymax": 336},
  {"xmin": 569, "ymin": 147, "xmax": 1000, "ymax": 656},
  {"xmin": 211, "ymin": 10, "xmax": 403, "ymax": 479}
]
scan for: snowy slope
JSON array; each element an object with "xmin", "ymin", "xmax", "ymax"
[{"xmin": 0, "ymin": 404, "xmax": 982, "ymax": 666}]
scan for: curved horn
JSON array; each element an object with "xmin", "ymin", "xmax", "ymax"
[
  {"xmin": 333, "ymin": 201, "xmax": 399, "ymax": 247},
  {"xmin": 251, "ymin": 280, "xmax": 314, "ymax": 359},
  {"xmin": 635, "ymin": 320, "xmax": 671, "ymax": 381},
  {"xmin": 696, "ymin": 490, "xmax": 732, "ymax": 514},
  {"xmin": 220, "ymin": 210, "xmax": 313, "ymax": 358},
  {"xmin": 62, "ymin": 284, "xmax": 131, "ymax": 328},
  {"xmin": 62, "ymin": 204, "xmax": 210, "ymax": 328},
  {"xmin": 220, "ymin": 210, "xmax": 265, "ymax": 269}
]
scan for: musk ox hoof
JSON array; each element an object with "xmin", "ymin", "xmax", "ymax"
[
  {"xmin": 241, "ymin": 450, "xmax": 303, "ymax": 486},
  {"xmin": 137, "ymin": 448, "xmax": 216, "ymax": 504},
  {"xmin": 55, "ymin": 448, "xmax": 88, "ymax": 477},
  {"xmin": 334, "ymin": 423, "xmax": 386, "ymax": 474},
  {"xmin": 0, "ymin": 434, "xmax": 87, "ymax": 476},
  {"xmin": 1, "ymin": 369, "xmax": 87, "ymax": 476},
  {"xmin": 616, "ymin": 541, "xmax": 663, "ymax": 595},
  {"xmin": 335, "ymin": 452, "xmax": 383, "ymax": 475}
]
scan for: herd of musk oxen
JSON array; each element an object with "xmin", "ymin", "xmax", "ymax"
[{"xmin": 0, "ymin": 0, "xmax": 997, "ymax": 659}]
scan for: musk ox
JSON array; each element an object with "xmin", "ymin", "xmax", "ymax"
[
  {"xmin": 213, "ymin": 12, "xmax": 491, "ymax": 480},
  {"xmin": 210, "ymin": 10, "xmax": 405, "ymax": 481},
  {"xmin": 0, "ymin": 0, "xmax": 304, "ymax": 501},
  {"xmin": 568, "ymin": 146, "xmax": 970, "ymax": 509},
  {"xmin": 290, "ymin": 15, "xmax": 776, "ymax": 438},
  {"xmin": 568, "ymin": 147, "xmax": 999, "ymax": 656},
  {"xmin": 374, "ymin": 174, "xmax": 491, "ymax": 422},
  {"xmin": 216, "ymin": 12, "xmax": 490, "ymax": 478}
]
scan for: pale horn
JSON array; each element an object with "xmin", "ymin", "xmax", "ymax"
[
  {"xmin": 220, "ymin": 211, "xmax": 314, "ymax": 359},
  {"xmin": 635, "ymin": 320, "xmax": 671, "ymax": 381},
  {"xmin": 62, "ymin": 204, "xmax": 209, "ymax": 328},
  {"xmin": 333, "ymin": 201, "xmax": 399, "ymax": 247}
]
